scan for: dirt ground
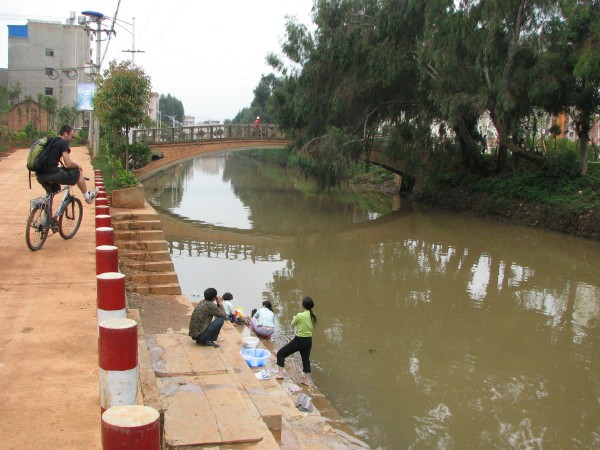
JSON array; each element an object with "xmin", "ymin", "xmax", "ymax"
[{"xmin": 127, "ymin": 291, "xmax": 191, "ymax": 334}]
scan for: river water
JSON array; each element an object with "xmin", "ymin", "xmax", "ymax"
[{"xmin": 143, "ymin": 151, "xmax": 600, "ymax": 449}]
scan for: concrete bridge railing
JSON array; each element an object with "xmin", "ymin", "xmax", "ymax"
[{"xmin": 133, "ymin": 124, "xmax": 287, "ymax": 145}]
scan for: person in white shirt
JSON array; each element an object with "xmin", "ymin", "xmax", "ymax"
[{"xmin": 250, "ymin": 300, "xmax": 275, "ymax": 338}]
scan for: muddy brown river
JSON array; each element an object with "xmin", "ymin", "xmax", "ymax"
[{"xmin": 143, "ymin": 151, "xmax": 600, "ymax": 449}]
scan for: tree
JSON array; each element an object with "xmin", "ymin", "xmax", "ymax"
[
  {"xmin": 229, "ymin": 74, "xmax": 284, "ymax": 123},
  {"xmin": 543, "ymin": 0, "xmax": 600, "ymax": 175},
  {"xmin": 158, "ymin": 94, "xmax": 184, "ymax": 126},
  {"xmin": 94, "ymin": 60, "xmax": 152, "ymax": 170},
  {"xmin": 37, "ymin": 94, "xmax": 58, "ymax": 131},
  {"xmin": 57, "ymin": 105, "xmax": 78, "ymax": 131}
]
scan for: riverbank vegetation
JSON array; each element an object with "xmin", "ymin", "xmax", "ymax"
[{"xmin": 233, "ymin": 0, "xmax": 599, "ymax": 238}]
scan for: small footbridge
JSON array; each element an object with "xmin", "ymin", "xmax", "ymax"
[{"xmin": 133, "ymin": 124, "xmax": 415, "ymax": 189}]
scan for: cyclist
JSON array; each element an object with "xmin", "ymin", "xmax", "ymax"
[{"xmin": 35, "ymin": 125, "xmax": 97, "ymax": 204}]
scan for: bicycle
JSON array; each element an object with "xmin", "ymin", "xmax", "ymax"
[{"xmin": 25, "ymin": 182, "xmax": 84, "ymax": 251}]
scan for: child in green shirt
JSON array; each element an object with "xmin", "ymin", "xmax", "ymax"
[{"xmin": 276, "ymin": 297, "xmax": 318, "ymax": 386}]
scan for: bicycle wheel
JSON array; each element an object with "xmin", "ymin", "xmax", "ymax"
[
  {"xmin": 59, "ymin": 197, "xmax": 83, "ymax": 239},
  {"xmin": 26, "ymin": 205, "xmax": 49, "ymax": 251}
]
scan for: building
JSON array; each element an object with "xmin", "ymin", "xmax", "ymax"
[
  {"xmin": 6, "ymin": 15, "xmax": 92, "ymax": 112},
  {"xmin": 183, "ymin": 115, "xmax": 195, "ymax": 127}
]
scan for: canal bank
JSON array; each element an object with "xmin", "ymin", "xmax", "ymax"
[
  {"xmin": 135, "ymin": 149, "xmax": 600, "ymax": 448},
  {"xmin": 112, "ymin": 199, "xmax": 369, "ymax": 448}
]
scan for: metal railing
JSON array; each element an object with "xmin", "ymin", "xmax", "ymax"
[{"xmin": 133, "ymin": 124, "xmax": 287, "ymax": 145}]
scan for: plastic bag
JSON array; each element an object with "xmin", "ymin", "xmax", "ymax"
[{"xmin": 295, "ymin": 393, "xmax": 314, "ymax": 412}]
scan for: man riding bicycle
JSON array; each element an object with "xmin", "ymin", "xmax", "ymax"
[{"xmin": 35, "ymin": 125, "xmax": 97, "ymax": 204}]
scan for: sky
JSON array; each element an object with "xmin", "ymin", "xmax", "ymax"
[{"xmin": 0, "ymin": 0, "xmax": 315, "ymax": 122}]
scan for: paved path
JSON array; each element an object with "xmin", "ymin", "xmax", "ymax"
[{"xmin": 0, "ymin": 147, "xmax": 100, "ymax": 449}]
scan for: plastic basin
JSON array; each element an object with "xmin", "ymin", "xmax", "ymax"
[{"xmin": 240, "ymin": 348, "xmax": 271, "ymax": 368}]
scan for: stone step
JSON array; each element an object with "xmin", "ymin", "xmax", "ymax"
[
  {"xmin": 115, "ymin": 229, "xmax": 165, "ymax": 241},
  {"xmin": 112, "ymin": 220, "xmax": 163, "ymax": 231},
  {"xmin": 127, "ymin": 271, "xmax": 179, "ymax": 285},
  {"xmin": 122, "ymin": 250, "xmax": 172, "ymax": 262},
  {"xmin": 127, "ymin": 283, "xmax": 182, "ymax": 295},
  {"xmin": 112, "ymin": 211, "xmax": 159, "ymax": 222},
  {"xmin": 123, "ymin": 260, "xmax": 175, "ymax": 272},
  {"xmin": 119, "ymin": 240, "xmax": 168, "ymax": 251}
]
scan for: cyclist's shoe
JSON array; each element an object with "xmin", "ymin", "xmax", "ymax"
[{"xmin": 84, "ymin": 189, "xmax": 98, "ymax": 205}]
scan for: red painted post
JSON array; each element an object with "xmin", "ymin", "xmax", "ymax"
[
  {"xmin": 97, "ymin": 272, "xmax": 126, "ymax": 330},
  {"xmin": 102, "ymin": 405, "xmax": 160, "ymax": 450},
  {"xmin": 94, "ymin": 169, "xmax": 103, "ymax": 176},
  {"xmin": 96, "ymin": 197, "xmax": 108, "ymax": 207},
  {"xmin": 98, "ymin": 318, "xmax": 138, "ymax": 413},
  {"xmin": 96, "ymin": 227, "xmax": 115, "ymax": 247},
  {"xmin": 97, "ymin": 189, "xmax": 107, "ymax": 200},
  {"xmin": 96, "ymin": 214, "xmax": 112, "ymax": 229},
  {"xmin": 96, "ymin": 204, "xmax": 110, "ymax": 216},
  {"xmin": 96, "ymin": 245, "xmax": 119, "ymax": 275}
]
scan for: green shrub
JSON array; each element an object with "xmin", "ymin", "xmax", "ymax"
[
  {"xmin": 92, "ymin": 150, "xmax": 139, "ymax": 193},
  {"xmin": 543, "ymin": 144, "xmax": 580, "ymax": 179},
  {"xmin": 114, "ymin": 142, "xmax": 151, "ymax": 170},
  {"xmin": 126, "ymin": 142, "xmax": 152, "ymax": 169}
]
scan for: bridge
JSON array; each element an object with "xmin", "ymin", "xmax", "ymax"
[{"xmin": 133, "ymin": 124, "xmax": 415, "ymax": 190}]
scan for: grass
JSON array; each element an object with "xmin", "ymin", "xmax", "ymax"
[{"xmin": 434, "ymin": 162, "xmax": 600, "ymax": 213}]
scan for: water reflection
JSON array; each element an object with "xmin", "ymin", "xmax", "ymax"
[{"xmin": 143, "ymin": 152, "xmax": 600, "ymax": 449}]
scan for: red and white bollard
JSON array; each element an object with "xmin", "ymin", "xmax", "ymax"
[
  {"xmin": 97, "ymin": 272, "xmax": 127, "ymax": 330},
  {"xmin": 96, "ymin": 197, "xmax": 108, "ymax": 207},
  {"xmin": 98, "ymin": 317, "xmax": 138, "ymax": 413},
  {"xmin": 96, "ymin": 227, "xmax": 115, "ymax": 247},
  {"xmin": 97, "ymin": 189, "xmax": 107, "ymax": 200},
  {"xmin": 96, "ymin": 214, "xmax": 112, "ymax": 229},
  {"xmin": 102, "ymin": 405, "xmax": 160, "ymax": 450},
  {"xmin": 96, "ymin": 245, "xmax": 119, "ymax": 275},
  {"xmin": 96, "ymin": 204, "xmax": 110, "ymax": 216}
]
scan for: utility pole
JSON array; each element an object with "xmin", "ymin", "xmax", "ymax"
[
  {"xmin": 122, "ymin": 18, "xmax": 145, "ymax": 64},
  {"xmin": 82, "ymin": 10, "xmax": 109, "ymax": 158}
]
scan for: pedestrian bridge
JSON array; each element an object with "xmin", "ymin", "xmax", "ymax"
[
  {"xmin": 133, "ymin": 123, "xmax": 287, "ymax": 144},
  {"xmin": 133, "ymin": 124, "xmax": 414, "ymax": 189}
]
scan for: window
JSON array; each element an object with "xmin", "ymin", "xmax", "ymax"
[
  {"xmin": 45, "ymin": 68, "xmax": 53, "ymax": 76},
  {"xmin": 45, "ymin": 87, "xmax": 53, "ymax": 95},
  {"xmin": 46, "ymin": 48, "xmax": 54, "ymax": 57}
]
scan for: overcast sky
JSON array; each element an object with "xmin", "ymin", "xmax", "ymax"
[{"xmin": 0, "ymin": 0, "xmax": 314, "ymax": 122}]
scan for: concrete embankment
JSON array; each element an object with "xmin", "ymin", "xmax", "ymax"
[{"xmin": 113, "ymin": 199, "xmax": 370, "ymax": 448}]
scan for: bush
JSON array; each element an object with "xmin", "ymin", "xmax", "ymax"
[
  {"xmin": 92, "ymin": 150, "xmax": 139, "ymax": 193},
  {"xmin": 543, "ymin": 141, "xmax": 580, "ymax": 179},
  {"xmin": 127, "ymin": 142, "xmax": 152, "ymax": 169},
  {"xmin": 115, "ymin": 142, "xmax": 152, "ymax": 170}
]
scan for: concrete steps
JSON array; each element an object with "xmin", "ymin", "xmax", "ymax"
[
  {"xmin": 128, "ymin": 283, "xmax": 182, "ymax": 295},
  {"xmin": 114, "ymin": 229, "xmax": 165, "ymax": 241},
  {"xmin": 123, "ymin": 261, "xmax": 175, "ymax": 272},
  {"xmin": 129, "ymin": 271, "xmax": 179, "ymax": 285},
  {"xmin": 111, "ymin": 205, "xmax": 182, "ymax": 295}
]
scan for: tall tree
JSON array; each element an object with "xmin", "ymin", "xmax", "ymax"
[
  {"xmin": 543, "ymin": 0, "xmax": 600, "ymax": 175},
  {"xmin": 158, "ymin": 94, "xmax": 184, "ymax": 126},
  {"xmin": 94, "ymin": 60, "xmax": 152, "ymax": 169}
]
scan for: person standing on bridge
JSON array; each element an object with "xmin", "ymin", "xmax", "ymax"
[{"xmin": 253, "ymin": 116, "xmax": 261, "ymax": 136}]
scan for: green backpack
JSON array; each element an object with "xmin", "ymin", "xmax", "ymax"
[{"xmin": 26, "ymin": 136, "xmax": 59, "ymax": 188}]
